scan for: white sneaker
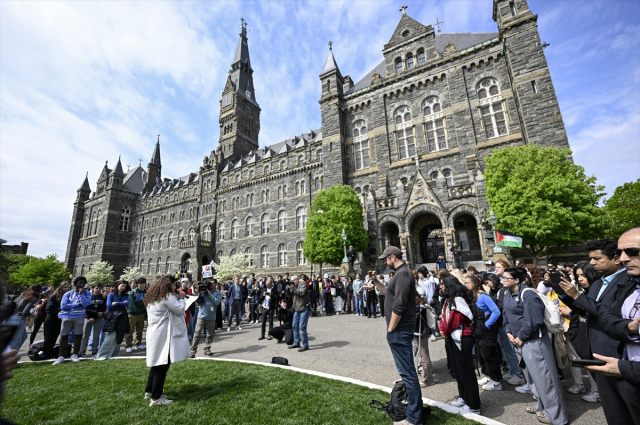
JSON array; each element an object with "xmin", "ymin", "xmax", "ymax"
[
  {"xmin": 461, "ymin": 404, "xmax": 481, "ymax": 414},
  {"xmin": 477, "ymin": 376, "xmax": 491, "ymax": 386},
  {"xmin": 236, "ymin": 326, "xmax": 242, "ymax": 330},
  {"xmin": 482, "ymin": 380, "xmax": 502, "ymax": 391},
  {"xmin": 227, "ymin": 327, "xmax": 231, "ymax": 332},
  {"xmin": 126, "ymin": 347, "xmax": 133, "ymax": 353},
  {"xmin": 430, "ymin": 335, "xmax": 437, "ymax": 342},
  {"xmin": 52, "ymin": 356, "xmax": 65, "ymax": 365},
  {"xmin": 502, "ymin": 373, "xmax": 513, "ymax": 380},
  {"xmin": 567, "ymin": 383, "xmax": 585, "ymax": 394},
  {"xmin": 137, "ymin": 345, "xmax": 146, "ymax": 349},
  {"xmin": 70, "ymin": 354, "xmax": 80, "ymax": 363},
  {"xmin": 450, "ymin": 397, "xmax": 466, "ymax": 407},
  {"xmin": 27, "ymin": 327, "xmax": 33, "ymax": 333},
  {"xmin": 507, "ymin": 375, "xmax": 526, "ymax": 385},
  {"xmin": 516, "ymin": 384, "xmax": 533, "ymax": 394},
  {"xmin": 581, "ymin": 390, "xmax": 600, "ymax": 403},
  {"xmin": 145, "ymin": 392, "xmax": 153, "ymax": 399},
  {"xmin": 149, "ymin": 395, "xmax": 173, "ymax": 406}
]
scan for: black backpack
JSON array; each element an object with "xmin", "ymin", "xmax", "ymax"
[
  {"xmin": 370, "ymin": 381, "xmax": 431, "ymax": 422},
  {"xmin": 469, "ymin": 302, "xmax": 486, "ymax": 340}
]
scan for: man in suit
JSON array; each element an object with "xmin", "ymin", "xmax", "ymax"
[
  {"xmin": 258, "ymin": 279, "xmax": 276, "ymax": 340},
  {"xmin": 560, "ymin": 238, "xmax": 637, "ymax": 424},
  {"xmin": 226, "ymin": 276, "xmax": 243, "ymax": 332}
]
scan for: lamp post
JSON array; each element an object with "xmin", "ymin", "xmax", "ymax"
[
  {"xmin": 341, "ymin": 229, "xmax": 348, "ymax": 263},
  {"xmin": 488, "ymin": 210, "xmax": 498, "ymax": 256}
]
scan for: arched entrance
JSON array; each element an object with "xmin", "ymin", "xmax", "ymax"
[
  {"xmin": 410, "ymin": 214, "xmax": 445, "ymax": 264},
  {"xmin": 452, "ymin": 214, "xmax": 482, "ymax": 261},
  {"xmin": 202, "ymin": 256, "xmax": 210, "ymax": 266},
  {"xmin": 380, "ymin": 222, "xmax": 401, "ymax": 249},
  {"xmin": 180, "ymin": 252, "xmax": 192, "ymax": 274}
]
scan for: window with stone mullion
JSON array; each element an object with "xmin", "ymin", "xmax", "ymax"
[
  {"xmin": 397, "ymin": 128, "xmax": 416, "ymax": 160},
  {"xmin": 354, "ymin": 141, "xmax": 370, "ymax": 170},
  {"xmin": 480, "ymin": 102, "xmax": 508, "ymax": 139},
  {"xmin": 425, "ymin": 119, "xmax": 447, "ymax": 152}
]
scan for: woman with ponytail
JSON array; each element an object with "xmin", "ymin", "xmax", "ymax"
[{"xmin": 502, "ymin": 267, "xmax": 568, "ymax": 425}]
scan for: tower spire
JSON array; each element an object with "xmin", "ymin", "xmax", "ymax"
[{"xmin": 229, "ymin": 18, "xmax": 258, "ymax": 106}]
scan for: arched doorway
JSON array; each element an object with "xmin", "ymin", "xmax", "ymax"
[
  {"xmin": 453, "ymin": 214, "xmax": 482, "ymax": 261},
  {"xmin": 410, "ymin": 214, "xmax": 445, "ymax": 264},
  {"xmin": 202, "ymin": 256, "xmax": 210, "ymax": 266},
  {"xmin": 181, "ymin": 252, "xmax": 192, "ymax": 274},
  {"xmin": 380, "ymin": 222, "xmax": 401, "ymax": 249}
]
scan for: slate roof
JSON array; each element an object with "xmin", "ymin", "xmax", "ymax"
[
  {"xmin": 320, "ymin": 50, "xmax": 340, "ymax": 76},
  {"xmin": 150, "ymin": 142, "xmax": 161, "ymax": 167},
  {"xmin": 111, "ymin": 156, "xmax": 125, "ymax": 175},
  {"xmin": 345, "ymin": 32, "xmax": 498, "ymax": 96},
  {"xmin": 139, "ymin": 172, "xmax": 199, "ymax": 199},
  {"xmin": 79, "ymin": 174, "xmax": 91, "ymax": 191},
  {"xmin": 123, "ymin": 166, "xmax": 146, "ymax": 194}
]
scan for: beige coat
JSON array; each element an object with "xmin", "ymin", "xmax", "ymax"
[{"xmin": 146, "ymin": 294, "xmax": 191, "ymax": 367}]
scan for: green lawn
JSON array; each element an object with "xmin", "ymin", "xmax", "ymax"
[{"xmin": 2, "ymin": 359, "xmax": 478, "ymax": 425}]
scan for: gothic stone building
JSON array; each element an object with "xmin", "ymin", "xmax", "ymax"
[{"xmin": 65, "ymin": 0, "xmax": 570, "ymax": 279}]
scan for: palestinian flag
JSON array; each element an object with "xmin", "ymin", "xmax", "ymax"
[{"xmin": 496, "ymin": 230, "xmax": 522, "ymax": 248}]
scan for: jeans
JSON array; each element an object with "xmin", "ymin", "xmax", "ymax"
[
  {"xmin": 228, "ymin": 299, "xmax": 242, "ymax": 327},
  {"xmin": 80, "ymin": 317, "xmax": 104, "ymax": 356},
  {"xmin": 188, "ymin": 307, "xmax": 198, "ymax": 338},
  {"xmin": 497, "ymin": 326, "xmax": 522, "ymax": 377},
  {"xmin": 355, "ymin": 294, "xmax": 364, "ymax": 315},
  {"xmin": 455, "ymin": 257, "xmax": 464, "ymax": 269},
  {"xmin": 5, "ymin": 315, "xmax": 28, "ymax": 351},
  {"xmin": 292, "ymin": 309, "xmax": 310, "ymax": 348},
  {"xmin": 386, "ymin": 330, "xmax": 423, "ymax": 425}
]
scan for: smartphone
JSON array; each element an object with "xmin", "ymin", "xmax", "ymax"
[
  {"xmin": 571, "ymin": 359, "xmax": 606, "ymax": 368},
  {"xmin": 549, "ymin": 272, "xmax": 563, "ymax": 284}
]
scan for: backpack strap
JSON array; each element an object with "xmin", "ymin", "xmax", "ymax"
[{"xmin": 519, "ymin": 286, "xmax": 532, "ymax": 303}]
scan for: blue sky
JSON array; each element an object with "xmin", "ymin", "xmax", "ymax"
[{"xmin": 1, "ymin": 0, "xmax": 639, "ymax": 258}]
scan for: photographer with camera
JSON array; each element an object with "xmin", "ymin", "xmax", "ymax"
[
  {"xmin": 190, "ymin": 280, "xmax": 222, "ymax": 357},
  {"xmin": 286, "ymin": 275, "xmax": 310, "ymax": 352},
  {"xmin": 269, "ymin": 299, "xmax": 294, "ymax": 344}
]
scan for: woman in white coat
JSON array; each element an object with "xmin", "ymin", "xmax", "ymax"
[{"xmin": 143, "ymin": 276, "xmax": 191, "ymax": 406}]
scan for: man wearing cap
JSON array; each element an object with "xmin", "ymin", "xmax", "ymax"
[
  {"xmin": 371, "ymin": 246, "xmax": 422, "ymax": 425},
  {"xmin": 485, "ymin": 260, "xmax": 496, "ymax": 273}
]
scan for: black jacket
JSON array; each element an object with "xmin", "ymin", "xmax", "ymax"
[
  {"xmin": 277, "ymin": 307, "xmax": 294, "ymax": 329},
  {"xmin": 563, "ymin": 291, "xmax": 591, "ymax": 360},
  {"xmin": 86, "ymin": 293, "xmax": 107, "ymax": 320},
  {"xmin": 572, "ymin": 270, "xmax": 630, "ymax": 359},
  {"xmin": 46, "ymin": 294, "xmax": 62, "ymax": 317},
  {"xmin": 600, "ymin": 276, "xmax": 640, "ymax": 343},
  {"xmin": 347, "ymin": 249, "xmax": 357, "ymax": 262},
  {"xmin": 258, "ymin": 288, "xmax": 276, "ymax": 311}
]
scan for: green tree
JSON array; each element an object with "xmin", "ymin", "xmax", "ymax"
[
  {"xmin": 84, "ymin": 260, "xmax": 116, "ymax": 286},
  {"xmin": 9, "ymin": 254, "xmax": 70, "ymax": 287},
  {"xmin": 604, "ymin": 179, "xmax": 640, "ymax": 239},
  {"xmin": 304, "ymin": 185, "xmax": 368, "ymax": 267},
  {"xmin": 484, "ymin": 144, "xmax": 608, "ymax": 262}
]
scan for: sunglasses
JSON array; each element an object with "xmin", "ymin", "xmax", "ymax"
[{"xmin": 616, "ymin": 247, "xmax": 640, "ymax": 257}]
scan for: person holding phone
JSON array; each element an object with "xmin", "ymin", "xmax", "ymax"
[{"xmin": 95, "ymin": 281, "xmax": 130, "ymax": 360}]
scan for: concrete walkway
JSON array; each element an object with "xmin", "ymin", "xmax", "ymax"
[{"xmin": 20, "ymin": 312, "xmax": 605, "ymax": 424}]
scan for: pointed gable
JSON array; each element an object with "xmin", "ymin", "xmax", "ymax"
[
  {"xmin": 320, "ymin": 49, "xmax": 341, "ymax": 77},
  {"xmin": 111, "ymin": 156, "xmax": 125, "ymax": 176},
  {"xmin": 384, "ymin": 13, "xmax": 433, "ymax": 50},
  {"xmin": 403, "ymin": 167, "xmax": 443, "ymax": 216}
]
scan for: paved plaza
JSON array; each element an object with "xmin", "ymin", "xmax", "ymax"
[{"xmin": 20, "ymin": 312, "xmax": 605, "ymax": 424}]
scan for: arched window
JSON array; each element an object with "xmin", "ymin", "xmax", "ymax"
[
  {"xmin": 395, "ymin": 107, "xmax": 415, "ymax": 160},
  {"xmin": 230, "ymin": 248, "xmax": 237, "ymax": 256},
  {"xmin": 260, "ymin": 245, "xmax": 269, "ymax": 267},
  {"xmin": 204, "ymin": 226, "xmax": 211, "ymax": 241},
  {"xmin": 443, "ymin": 169, "xmax": 453, "ymax": 186},
  {"xmin": 423, "ymin": 97, "xmax": 447, "ymax": 152},
  {"xmin": 84, "ymin": 244, "xmax": 89, "ymax": 256},
  {"xmin": 177, "ymin": 229, "xmax": 184, "ymax": 244},
  {"xmin": 317, "ymin": 149, "xmax": 323, "ymax": 160},
  {"xmin": 142, "ymin": 237, "xmax": 146, "ymax": 252},
  {"xmin": 235, "ymin": 174, "xmax": 240, "ymax": 183},
  {"xmin": 231, "ymin": 219, "xmax": 239, "ymax": 239},
  {"xmin": 297, "ymin": 242, "xmax": 307, "ymax": 265},
  {"xmin": 158, "ymin": 233, "xmax": 163, "ymax": 250},
  {"xmin": 147, "ymin": 258, "xmax": 152, "ymax": 274},
  {"xmin": 156, "ymin": 258, "xmax": 161, "ymax": 274},
  {"xmin": 300, "ymin": 180, "xmax": 306, "ymax": 194},
  {"xmin": 297, "ymin": 155, "xmax": 304, "ymax": 166},
  {"xmin": 218, "ymin": 222, "xmax": 225, "ymax": 241},
  {"xmin": 80, "ymin": 264, "xmax": 85, "ymax": 275},
  {"xmin": 296, "ymin": 207, "xmax": 307, "ymax": 229},
  {"xmin": 315, "ymin": 176, "xmax": 323, "ymax": 191},
  {"xmin": 295, "ymin": 182, "xmax": 300, "ymax": 195},
  {"xmin": 119, "ymin": 206, "xmax": 130, "ymax": 231},
  {"xmin": 418, "ymin": 50, "xmax": 426, "ymax": 64},
  {"xmin": 245, "ymin": 247, "xmax": 254, "ymax": 267},
  {"xmin": 167, "ymin": 231, "xmax": 173, "ymax": 248},
  {"xmin": 264, "ymin": 165, "xmax": 270, "ymax": 175},
  {"xmin": 216, "ymin": 250, "xmax": 223, "ymax": 261},
  {"xmin": 165, "ymin": 257, "xmax": 171, "ymax": 273},
  {"xmin": 478, "ymin": 79, "xmax": 508, "ymax": 138},
  {"xmin": 283, "ymin": 185, "xmax": 287, "ymax": 197},
  {"xmin": 353, "ymin": 120, "xmax": 370, "ymax": 170},
  {"xmin": 249, "ymin": 170, "xmax": 255, "ymax": 180},
  {"xmin": 396, "ymin": 60, "xmax": 403, "ymax": 72},
  {"xmin": 406, "ymin": 55, "xmax": 414, "ymax": 68},
  {"xmin": 278, "ymin": 211, "xmax": 287, "ymax": 232},
  {"xmin": 189, "ymin": 228, "xmax": 195, "ymax": 241},
  {"xmin": 278, "ymin": 186, "xmax": 282, "ymax": 199},
  {"xmin": 261, "ymin": 213, "xmax": 270, "ymax": 235},
  {"xmin": 280, "ymin": 160, "xmax": 286, "ymax": 170},
  {"xmin": 245, "ymin": 216, "xmax": 254, "ymax": 237},
  {"xmin": 233, "ymin": 198, "xmax": 238, "ymax": 209},
  {"xmin": 430, "ymin": 171, "xmax": 439, "ymax": 181},
  {"xmin": 278, "ymin": 244, "xmax": 288, "ymax": 266}
]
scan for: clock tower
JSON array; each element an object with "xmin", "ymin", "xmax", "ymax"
[{"xmin": 218, "ymin": 19, "xmax": 261, "ymax": 164}]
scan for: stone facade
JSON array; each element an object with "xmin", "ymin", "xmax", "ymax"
[{"xmin": 65, "ymin": 0, "xmax": 570, "ymax": 279}]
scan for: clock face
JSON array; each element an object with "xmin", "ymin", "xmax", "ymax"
[
  {"xmin": 245, "ymin": 90, "xmax": 252, "ymax": 99},
  {"xmin": 222, "ymin": 94, "xmax": 233, "ymax": 107}
]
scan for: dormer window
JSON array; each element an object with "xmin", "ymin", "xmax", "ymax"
[
  {"xmin": 418, "ymin": 51, "xmax": 426, "ymax": 65},
  {"xmin": 406, "ymin": 55, "xmax": 415, "ymax": 69}
]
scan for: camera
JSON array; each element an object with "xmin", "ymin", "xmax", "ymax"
[{"xmin": 198, "ymin": 281, "xmax": 209, "ymax": 293}]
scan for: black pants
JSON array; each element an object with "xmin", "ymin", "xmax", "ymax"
[
  {"xmin": 367, "ymin": 292, "xmax": 377, "ymax": 318},
  {"xmin": 249, "ymin": 302, "xmax": 259, "ymax": 322},
  {"xmin": 145, "ymin": 358, "xmax": 171, "ymax": 400},
  {"xmin": 323, "ymin": 293, "xmax": 333, "ymax": 314},
  {"xmin": 309, "ymin": 297, "xmax": 318, "ymax": 315},
  {"xmin": 378, "ymin": 295, "xmax": 385, "ymax": 317},
  {"xmin": 29, "ymin": 316, "xmax": 46, "ymax": 345},
  {"xmin": 596, "ymin": 374, "xmax": 640, "ymax": 425},
  {"xmin": 261, "ymin": 308, "xmax": 274, "ymax": 336},
  {"xmin": 477, "ymin": 339, "xmax": 502, "ymax": 382},
  {"xmin": 447, "ymin": 336, "xmax": 481, "ymax": 410},
  {"xmin": 42, "ymin": 316, "xmax": 61, "ymax": 359},
  {"xmin": 216, "ymin": 304, "xmax": 223, "ymax": 329},
  {"xmin": 269, "ymin": 326, "xmax": 293, "ymax": 345},
  {"xmin": 228, "ymin": 299, "xmax": 242, "ymax": 327}
]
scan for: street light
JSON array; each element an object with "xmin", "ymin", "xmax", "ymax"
[
  {"xmin": 488, "ymin": 210, "xmax": 498, "ymax": 254},
  {"xmin": 341, "ymin": 229, "xmax": 348, "ymax": 263}
]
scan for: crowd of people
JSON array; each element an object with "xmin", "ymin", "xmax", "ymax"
[{"xmin": 2, "ymin": 227, "xmax": 640, "ymax": 422}]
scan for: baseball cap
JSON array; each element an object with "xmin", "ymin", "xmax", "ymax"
[
  {"xmin": 485, "ymin": 260, "xmax": 495, "ymax": 266},
  {"xmin": 378, "ymin": 246, "xmax": 402, "ymax": 260}
]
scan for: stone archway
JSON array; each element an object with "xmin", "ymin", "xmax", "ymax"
[
  {"xmin": 180, "ymin": 252, "xmax": 192, "ymax": 275},
  {"xmin": 409, "ymin": 213, "xmax": 445, "ymax": 264}
]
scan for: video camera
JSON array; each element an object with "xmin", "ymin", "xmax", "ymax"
[{"xmin": 196, "ymin": 281, "xmax": 209, "ymax": 304}]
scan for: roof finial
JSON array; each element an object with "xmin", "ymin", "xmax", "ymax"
[
  {"xmin": 240, "ymin": 17, "xmax": 247, "ymax": 36},
  {"xmin": 435, "ymin": 17, "xmax": 444, "ymax": 33},
  {"xmin": 399, "ymin": 4, "xmax": 408, "ymax": 14},
  {"xmin": 126, "ymin": 162, "xmax": 131, "ymax": 171},
  {"xmin": 328, "ymin": 40, "xmax": 333, "ymax": 51},
  {"xmin": 138, "ymin": 156, "xmax": 143, "ymax": 166},
  {"xmin": 105, "ymin": 160, "xmax": 108, "ymax": 166},
  {"xmin": 86, "ymin": 171, "xmax": 88, "ymax": 178},
  {"xmin": 157, "ymin": 134, "xmax": 160, "ymax": 144}
]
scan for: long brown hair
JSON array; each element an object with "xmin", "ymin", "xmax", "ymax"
[
  {"xmin": 22, "ymin": 284, "xmax": 42, "ymax": 302},
  {"xmin": 525, "ymin": 264, "xmax": 542, "ymax": 287},
  {"xmin": 466, "ymin": 275, "xmax": 484, "ymax": 297},
  {"xmin": 144, "ymin": 276, "xmax": 175, "ymax": 307},
  {"xmin": 55, "ymin": 282, "xmax": 70, "ymax": 302}
]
